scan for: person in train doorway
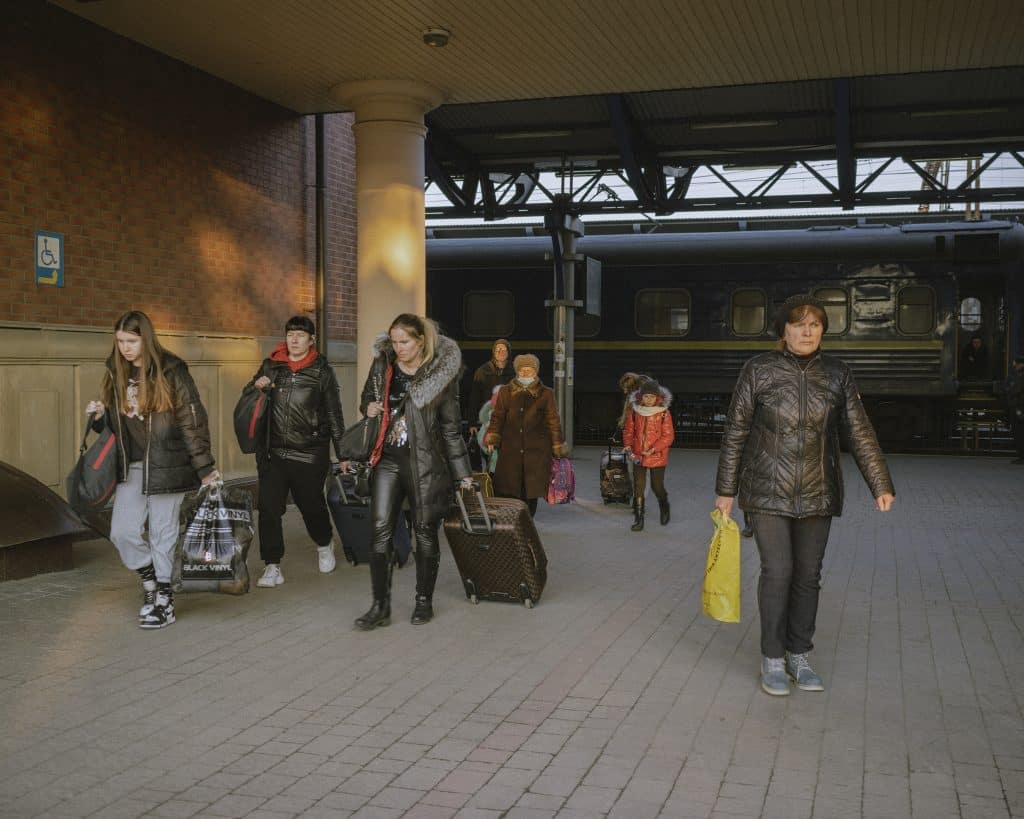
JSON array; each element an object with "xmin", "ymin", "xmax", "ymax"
[
  {"xmin": 85, "ymin": 310, "xmax": 219, "ymax": 629},
  {"xmin": 354, "ymin": 314, "xmax": 474, "ymax": 629},
  {"xmin": 715, "ymin": 294, "xmax": 895, "ymax": 697},
  {"xmin": 484, "ymin": 354, "xmax": 568, "ymax": 518},
  {"xmin": 248, "ymin": 316, "xmax": 346, "ymax": 588},
  {"xmin": 960, "ymin": 331, "xmax": 990, "ymax": 382},
  {"xmin": 622, "ymin": 378, "xmax": 675, "ymax": 531},
  {"xmin": 467, "ymin": 338, "xmax": 514, "ymax": 468},
  {"xmin": 1002, "ymin": 355, "xmax": 1024, "ymax": 463}
]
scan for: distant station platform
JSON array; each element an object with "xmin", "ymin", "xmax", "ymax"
[{"xmin": 2, "ymin": 449, "xmax": 1023, "ymax": 818}]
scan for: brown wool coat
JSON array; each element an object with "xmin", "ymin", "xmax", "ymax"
[{"xmin": 484, "ymin": 379, "xmax": 568, "ymax": 500}]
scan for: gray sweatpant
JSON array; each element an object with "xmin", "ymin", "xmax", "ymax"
[{"xmin": 109, "ymin": 463, "xmax": 186, "ymax": 583}]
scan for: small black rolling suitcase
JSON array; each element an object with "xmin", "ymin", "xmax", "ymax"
[
  {"xmin": 600, "ymin": 443, "xmax": 632, "ymax": 504},
  {"xmin": 326, "ymin": 472, "xmax": 411, "ymax": 567},
  {"xmin": 442, "ymin": 491, "xmax": 547, "ymax": 607}
]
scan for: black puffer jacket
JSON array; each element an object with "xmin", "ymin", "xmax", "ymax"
[
  {"xmin": 96, "ymin": 354, "xmax": 216, "ymax": 494},
  {"xmin": 250, "ymin": 351, "xmax": 346, "ymax": 464},
  {"xmin": 361, "ymin": 333, "xmax": 471, "ymax": 526},
  {"xmin": 716, "ymin": 350, "xmax": 894, "ymax": 518}
]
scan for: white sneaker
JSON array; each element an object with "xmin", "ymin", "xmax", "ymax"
[
  {"xmin": 317, "ymin": 544, "xmax": 336, "ymax": 574},
  {"xmin": 257, "ymin": 564, "xmax": 284, "ymax": 587}
]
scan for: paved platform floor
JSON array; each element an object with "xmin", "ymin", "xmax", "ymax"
[{"xmin": 2, "ymin": 448, "xmax": 1024, "ymax": 819}]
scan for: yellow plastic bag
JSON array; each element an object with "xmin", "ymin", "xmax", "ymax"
[{"xmin": 702, "ymin": 509, "xmax": 741, "ymax": 623}]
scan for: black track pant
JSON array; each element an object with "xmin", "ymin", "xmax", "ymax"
[{"xmin": 257, "ymin": 455, "xmax": 332, "ymax": 564}]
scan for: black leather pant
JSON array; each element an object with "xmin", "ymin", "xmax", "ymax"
[{"xmin": 370, "ymin": 449, "xmax": 440, "ymax": 598}]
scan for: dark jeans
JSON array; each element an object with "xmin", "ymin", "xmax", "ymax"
[
  {"xmin": 749, "ymin": 512, "xmax": 833, "ymax": 658},
  {"xmin": 257, "ymin": 455, "xmax": 332, "ymax": 564},
  {"xmin": 370, "ymin": 449, "xmax": 440, "ymax": 561},
  {"xmin": 632, "ymin": 466, "xmax": 666, "ymax": 502}
]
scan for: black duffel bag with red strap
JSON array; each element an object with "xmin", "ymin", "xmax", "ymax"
[
  {"xmin": 233, "ymin": 383, "xmax": 270, "ymax": 454},
  {"xmin": 66, "ymin": 424, "xmax": 119, "ymax": 518}
]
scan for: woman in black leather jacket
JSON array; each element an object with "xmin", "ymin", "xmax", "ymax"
[
  {"xmin": 715, "ymin": 295, "xmax": 895, "ymax": 697},
  {"xmin": 354, "ymin": 313, "xmax": 473, "ymax": 629},
  {"xmin": 248, "ymin": 316, "xmax": 346, "ymax": 588},
  {"xmin": 85, "ymin": 310, "xmax": 218, "ymax": 629}
]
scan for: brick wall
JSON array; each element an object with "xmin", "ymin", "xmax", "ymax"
[{"xmin": 0, "ymin": 4, "xmax": 356, "ymax": 342}]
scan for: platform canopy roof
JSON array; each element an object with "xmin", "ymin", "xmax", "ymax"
[{"xmin": 56, "ymin": 0, "xmax": 1024, "ymax": 214}]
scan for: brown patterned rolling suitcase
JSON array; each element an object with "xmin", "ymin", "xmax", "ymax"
[{"xmin": 443, "ymin": 491, "xmax": 547, "ymax": 607}]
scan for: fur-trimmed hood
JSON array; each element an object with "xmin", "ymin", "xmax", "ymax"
[
  {"xmin": 630, "ymin": 383, "xmax": 673, "ymax": 416},
  {"xmin": 372, "ymin": 332, "xmax": 463, "ymax": 409}
]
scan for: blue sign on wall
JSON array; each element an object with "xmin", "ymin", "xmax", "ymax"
[{"xmin": 35, "ymin": 230, "xmax": 64, "ymax": 286}]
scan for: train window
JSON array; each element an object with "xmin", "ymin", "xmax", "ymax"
[
  {"xmin": 897, "ymin": 286, "xmax": 935, "ymax": 334},
  {"xmin": 635, "ymin": 289, "xmax": 691, "ymax": 336},
  {"xmin": 463, "ymin": 291, "xmax": 514, "ymax": 338},
  {"xmin": 959, "ymin": 297, "xmax": 982, "ymax": 332},
  {"xmin": 731, "ymin": 289, "xmax": 766, "ymax": 335},
  {"xmin": 813, "ymin": 288, "xmax": 849, "ymax": 334}
]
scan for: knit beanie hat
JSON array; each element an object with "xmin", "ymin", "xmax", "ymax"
[
  {"xmin": 773, "ymin": 294, "xmax": 829, "ymax": 338},
  {"xmin": 639, "ymin": 379, "xmax": 661, "ymax": 397},
  {"xmin": 513, "ymin": 353, "xmax": 540, "ymax": 374}
]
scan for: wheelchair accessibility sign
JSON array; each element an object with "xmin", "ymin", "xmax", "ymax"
[{"xmin": 35, "ymin": 230, "xmax": 64, "ymax": 286}]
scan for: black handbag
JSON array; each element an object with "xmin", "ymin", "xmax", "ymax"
[
  {"xmin": 337, "ymin": 370, "xmax": 383, "ymax": 461},
  {"xmin": 336, "ymin": 416, "xmax": 381, "ymax": 461},
  {"xmin": 66, "ymin": 424, "xmax": 119, "ymax": 517}
]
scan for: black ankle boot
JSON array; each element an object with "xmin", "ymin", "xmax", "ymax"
[
  {"xmin": 354, "ymin": 554, "xmax": 391, "ymax": 630},
  {"xmin": 631, "ymin": 500, "xmax": 645, "ymax": 532},
  {"xmin": 658, "ymin": 496, "xmax": 670, "ymax": 525},
  {"xmin": 354, "ymin": 599, "xmax": 390, "ymax": 630},
  {"xmin": 411, "ymin": 595, "xmax": 434, "ymax": 625}
]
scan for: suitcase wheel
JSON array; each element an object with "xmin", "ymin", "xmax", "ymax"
[
  {"xmin": 470, "ymin": 594, "xmax": 479, "ymax": 605},
  {"xmin": 524, "ymin": 598, "xmax": 534, "ymax": 609},
  {"xmin": 463, "ymin": 578, "xmax": 478, "ymax": 603}
]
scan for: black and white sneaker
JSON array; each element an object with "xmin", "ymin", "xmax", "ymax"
[
  {"xmin": 139, "ymin": 591, "xmax": 175, "ymax": 629},
  {"xmin": 138, "ymin": 582, "xmax": 157, "ymax": 626}
]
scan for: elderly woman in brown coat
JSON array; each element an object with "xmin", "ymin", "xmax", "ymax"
[{"xmin": 484, "ymin": 354, "xmax": 568, "ymax": 516}]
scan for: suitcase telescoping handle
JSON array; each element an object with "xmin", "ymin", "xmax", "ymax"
[{"xmin": 454, "ymin": 487, "xmax": 494, "ymax": 535}]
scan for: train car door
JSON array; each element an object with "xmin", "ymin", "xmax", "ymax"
[{"xmin": 955, "ymin": 272, "xmax": 1005, "ymax": 384}]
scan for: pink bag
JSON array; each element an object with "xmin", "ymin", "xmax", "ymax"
[{"xmin": 547, "ymin": 457, "xmax": 575, "ymax": 504}]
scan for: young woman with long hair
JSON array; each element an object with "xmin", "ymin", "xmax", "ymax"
[{"xmin": 86, "ymin": 311, "xmax": 219, "ymax": 629}]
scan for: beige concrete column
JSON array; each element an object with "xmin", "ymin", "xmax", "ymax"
[{"xmin": 335, "ymin": 79, "xmax": 444, "ymax": 388}]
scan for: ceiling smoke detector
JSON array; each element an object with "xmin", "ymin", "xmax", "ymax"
[{"xmin": 422, "ymin": 27, "xmax": 451, "ymax": 48}]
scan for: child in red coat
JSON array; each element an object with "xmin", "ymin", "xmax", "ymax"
[{"xmin": 622, "ymin": 378, "xmax": 675, "ymax": 531}]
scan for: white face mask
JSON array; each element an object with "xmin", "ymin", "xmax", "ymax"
[{"xmin": 516, "ymin": 376, "xmax": 535, "ymax": 386}]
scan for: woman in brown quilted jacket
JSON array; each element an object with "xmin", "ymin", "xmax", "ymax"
[
  {"xmin": 485, "ymin": 354, "xmax": 567, "ymax": 517},
  {"xmin": 715, "ymin": 294, "xmax": 895, "ymax": 698}
]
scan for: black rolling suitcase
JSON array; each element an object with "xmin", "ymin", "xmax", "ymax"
[
  {"xmin": 600, "ymin": 443, "xmax": 632, "ymax": 504},
  {"xmin": 442, "ymin": 491, "xmax": 547, "ymax": 607},
  {"xmin": 326, "ymin": 472, "xmax": 411, "ymax": 567}
]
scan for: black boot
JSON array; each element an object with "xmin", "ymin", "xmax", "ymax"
[
  {"xmin": 411, "ymin": 550, "xmax": 439, "ymax": 625},
  {"xmin": 631, "ymin": 499, "xmax": 645, "ymax": 532},
  {"xmin": 658, "ymin": 496, "xmax": 670, "ymax": 526},
  {"xmin": 354, "ymin": 554, "xmax": 392, "ymax": 630}
]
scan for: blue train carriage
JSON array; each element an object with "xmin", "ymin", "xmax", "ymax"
[{"xmin": 427, "ymin": 220, "xmax": 1024, "ymax": 453}]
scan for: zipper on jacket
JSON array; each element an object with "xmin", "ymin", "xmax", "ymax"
[
  {"xmin": 144, "ymin": 414, "xmax": 152, "ymax": 494},
  {"xmin": 113, "ymin": 389, "xmax": 128, "ymax": 483},
  {"xmin": 795, "ymin": 365, "xmax": 807, "ymax": 517}
]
